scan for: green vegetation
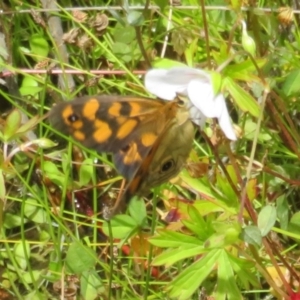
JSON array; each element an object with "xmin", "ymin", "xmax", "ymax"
[{"xmin": 0, "ymin": 0, "xmax": 300, "ymax": 299}]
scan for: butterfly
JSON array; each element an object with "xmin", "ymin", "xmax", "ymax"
[{"xmin": 49, "ymin": 95, "xmax": 194, "ymax": 218}]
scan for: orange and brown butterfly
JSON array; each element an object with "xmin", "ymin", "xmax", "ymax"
[{"xmin": 49, "ymin": 95, "xmax": 194, "ymax": 218}]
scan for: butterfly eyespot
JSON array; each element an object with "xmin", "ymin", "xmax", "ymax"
[
  {"xmin": 68, "ymin": 113, "xmax": 80, "ymax": 123},
  {"xmin": 161, "ymin": 159, "xmax": 174, "ymax": 173}
]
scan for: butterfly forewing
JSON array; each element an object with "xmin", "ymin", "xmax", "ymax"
[{"xmin": 50, "ymin": 95, "xmax": 178, "ymax": 180}]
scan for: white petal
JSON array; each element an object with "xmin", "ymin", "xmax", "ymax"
[
  {"xmin": 187, "ymin": 79, "xmax": 224, "ymax": 118},
  {"xmin": 164, "ymin": 67, "xmax": 210, "ymax": 85},
  {"xmin": 189, "ymin": 105, "xmax": 207, "ymax": 128},
  {"xmin": 145, "ymin": 69, "xmax": 186, "ymax": 100},
  {"xmin": 218, "ymin": 105, "xmax": 237, "ymax": 140}
]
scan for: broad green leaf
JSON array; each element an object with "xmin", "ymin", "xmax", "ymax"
[
  {"xmin": 24, "ymin": 198, "xmax": 47, "ymax": 223},
  {"xmin": 282, "ymin": 69, "xmax": 300, "ymax": 96},
  {"xmin": 223, "ymin": 77, "xmax": 260, "ymax": 117},
  {"xmin": 4, "ymin": 213, "xmax": 26, "ymax": 229},
  {"xmin": 113, "ymin": 26, "xmax": 135, "ymax": 44},
  {"xmin": 257, "ymin": 205, "xmax": 277, "ymax": 236},
  {"xmin": 241, "ymin": 225, "xmax": 262, "ymax": 247},
  {"xmin": 81, "ymin": 270, "xmax": 104, "ymax": 300},
  {"xmin": 102, "ymin": 214, "xmax": 139, "ymax": 239},
  {"xmin": 66, "ymin": 241, "xmax": 97, "ymax": 274},
  {"xmin": 14, "ymin": 241, "xmax": 30, "ymax": 270},
  {"xmin": 79, "ymin": 158, "xmax": 94, "ymax": 186},
  {"xmin": 128, "ymin": 196, "xmax": 147, "ymax": 226},
  {"xmin": 20, "ymin": 77, "xmax": 42, "ymax": 96},
  {"xmin": 29, "ymin": 34, "xmax": 49, "ymax": 60},
  {"xmin": 42, "ymin": 161, "xmax": 66, "ymax": 187},
  {"xmin": 224, "ymin": 59, "xmax": 266, "ymax": 81},
  {"xmin": 22, "ymin": 270, "xmax": 42, "ymax": 284},
  {"xmin": 127, "ymin": 11, "xmax": 144, "ymax": 26},
  {"xmin": 3, "ymin": 109, "xmax": 22, "ymax": 141}
]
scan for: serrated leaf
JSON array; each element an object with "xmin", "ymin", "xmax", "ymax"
[
  {"xmin": 169, "ymin": 249, "xmax": 221, "ymax": 299},
  {"xmin": 257, "ymin": 205, "xmax": 276, "ymax": 236}
]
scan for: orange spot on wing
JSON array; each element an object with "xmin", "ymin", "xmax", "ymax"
[
  {"xmin": 72, "ymin": 120, "xmax": 83, "ymax": 129},
  {"xmin": 129, "ymin": 102, "xmax": 142, "ymax": 116},
  {"xmin": 62, "ymin": 105, "xmax": 74, "ymax": 124},
  {"xmin": 141, "ymin": 132, "xmax": 157, "ymax": 147},
  {"xmin": 83, "ymin": 99, "xmax": 100, "ymax": 120},
  {"xmin": 93, "ymin": 119, "xmax": 112, "ymax": 142},
  {"xmin": 123, "ymin": 142, "xmax": 142, "ymax": 165},
  {"xmin": 74, "ymin": 130, "xmax": 85, "ymax": 141},
  {"xmin": 62, "ymin": 105, "xmax": 83, "ymax": 129},
  {"xmin": 108, "ymin": 102, "xmax": 122, "ymax": 116},
  {"xmin": 117, "ymin": 119, "xmax": 137, "ymax": 139}
]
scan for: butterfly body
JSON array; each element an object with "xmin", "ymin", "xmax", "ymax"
[{"xmin": 50, "ymin": 95, "xmax": 194, "ymax": 217}]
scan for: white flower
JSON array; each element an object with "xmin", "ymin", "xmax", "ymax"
[{"xmin": 145, "ymin": 66, "xmax": 237, "ymax": 141}]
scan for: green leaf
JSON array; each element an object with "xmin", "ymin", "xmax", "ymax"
[
  {"xmin": 288, "ymin": 212, "xmax": 300, "ymax": 237},
  {"xmin": 81, "ymin": 270, "xmax": 104, "ymax": 300},
  {"xmin": 241, "ymin": 225, "xmax": 262, "ymax": 247},
  {"xmin": 42, "ymin": 161, "xmax": 67, "ymax": 187},
  {"xmin": 15, "ymin": 115, "xmax": 40, "ymax": 136},
  {"xmin": 102, "ymin": 215, "xmax": 139, "ymax": 239},
  {"xmin": 152, "ymin": 246, "xmax": 205, "ymax": 266},
  {"xmin": 29, "ymin": 34, "xmax": 49, "ymax": 61},
  {"xmin": 79, "ymin": 158, "xmax": 94, "ymax": 186},
  {"xmin": 19, "ymin": 77, "xmax": 42, "ymax": 96},
  {"xmin": 216, "ymin": 251, "xmax": 243, "ymax": 300},
  {"xmin": 113, "ymin": 26, "xmax": 135, "ymax": 44},
  {"xmin": 182, "ymin": 205, "xmax": 211, "ymax": 239},
  {"xmin": 169, "ymin": 249, "xmax": 222, "ymax": 300},
  {"xmin": 257, "ymin": 205, "xmax": 277, "ymax": 236},
  {"xmin": 282, "ymin": 69, "xmax": 300, "ymax": 97},
  {"xmin": 3, "ymin": 109, "xmax": 22, "ymax": 141},
  {"xmin": 14, "ymin": 240, "xmax": 30, "ymax": 270},
  {"xmin": 277, "ymin": 195, "xmax": 289, "ymax": 230},
  {"xmin": 24, "ymin": 198, "xmax": 47, "ymax": 223},
  {"xmin": 128, "ymin": 196, "xmax": 147, "ymax": 226},
  {"xmin": 223, "ymin": 77, "xmax": 260, "ymax": 117},
  {"xmin": 150, "ymin": 230, "xmax": 200, "ymax": 248},
  {"xmin": 151, "ymin": 58, "xmax": 187, "ymax": 69},
  {"xmin": 66, "ymin": 241, "xmax": 97, "ymax": 274},
  {"xmin": 127, "ymin": 11, "xmax": 144, "ymax": 26}
]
